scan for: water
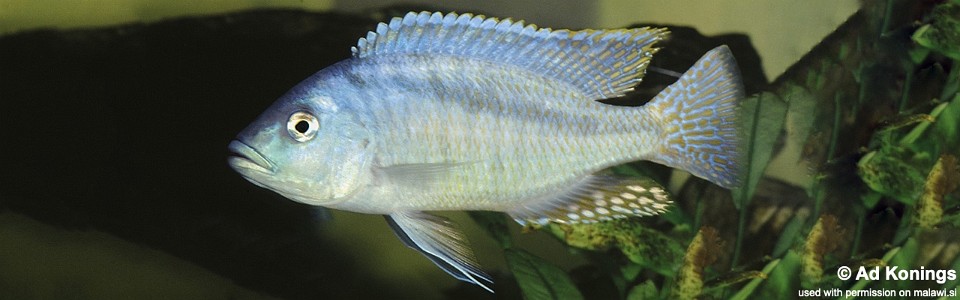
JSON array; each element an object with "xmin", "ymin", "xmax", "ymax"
[{"xmin": 1, "ymin": 1, "xmax": 956, "ymax": 299}]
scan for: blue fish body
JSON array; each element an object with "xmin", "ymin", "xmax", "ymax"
[{"xmin": 228, "ymin": 12, "xmax": 744, "ymax": 292}]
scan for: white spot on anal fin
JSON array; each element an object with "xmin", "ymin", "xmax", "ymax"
[
  {"xmin": 611, "ymin": 205, "xmax": 631, "ymax": 214},
  {"xmin": 509, "ymin": 176, "xmax": 674, "ymax": 225},
  {"xmin": 653, "ymin": 203, "xmax": 669, "ymax": 211},
  {"xmin": 638, "ymin": 197, "xmax": 654, "ymax": 206},
  {"xmin": 654, "ymin": 193, "xmax": 669, "ymax": 202}
]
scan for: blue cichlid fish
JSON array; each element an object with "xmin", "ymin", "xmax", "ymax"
[{"xmin": 228, "ymin": 11, "xmax": 744, "ymax": 292}]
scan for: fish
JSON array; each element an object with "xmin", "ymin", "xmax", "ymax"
[{"xmin": 227, "ymin": 11, "xmax": 744, "ymax": 292}]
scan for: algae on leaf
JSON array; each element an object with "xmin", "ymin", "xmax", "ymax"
[
  {"xmin": 800, "ymin": 215, "xmax": 845, "ymax": 289},
  {"xmin": 912, "ymin": 0, "xmax": 960, "ymax": 60},
  {"xmin": 471, "ymin": 1, "xmax": 960, "ymax": 299},
  {"xmin": 857, "ymin": 146, "xmax": 930, "ymax": 204},
  {"xmin": 546, "ymin": 219, "xmax": 685, "ymax": 276},
  {"xmin": 673, "ymin": 226, "xmax": 723, "ymax": 300},
  {"xmin": 914, "ymin": 155, "xmax": 960, "ymax": 229}
]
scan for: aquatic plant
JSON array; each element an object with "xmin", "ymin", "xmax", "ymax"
[{"xmin": 465, "ymin": 0, "xmax": 960, "ymax": 298}]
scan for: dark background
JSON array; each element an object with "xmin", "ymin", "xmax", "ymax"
[{"xmin": 0, "ymin": 8, "xmax": 765, "ymax": 299}]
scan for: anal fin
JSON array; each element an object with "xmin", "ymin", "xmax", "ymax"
[
  {"xmin": 385, "ymin": 211, "xmax": 493, "ymax": 292},
  {"xmin": 508, "ymin": 175, "xmax": 672, "ymax": 226}
]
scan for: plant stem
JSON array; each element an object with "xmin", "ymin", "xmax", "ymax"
[
  {"xmin": 898, "ymin": 70, "xmax": 913, "ymax": 113},
  {"xmin": 827, "ymin": 94, "xmax": 842, "ymax": 163},
  {"xmin": 732, "ymin": 204, "xmax": 748, "ymax": 269},
  {"xmin": 851, "ymin": 206, "xmax": 865, "ymax": 258},
  {"xmin": 879, "ymin": 0, "xmax": 895, "ymax": 37},
  {"xmin": 731, "ymin": 95, "xmax": 764, "ymax": 268},
  {"xmin": 693, "ymin": 183, "xmax": 704, "ymax": 231}
]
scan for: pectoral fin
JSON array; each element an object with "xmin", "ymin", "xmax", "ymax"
[
  {"xmin": 378, "ymin": 162, "xmax": 475, "ymax": 188},
  {"xmin": 385, "ymin": 211, "xmax": 493, "ymax": 292}
]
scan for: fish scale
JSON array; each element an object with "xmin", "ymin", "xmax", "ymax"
[
  {"xmin": 346, "ymin": 56, "xmax": 656, "ymax": 211},
  {"xmin": 228, "ymin": 11, "xmax": 743, "ymax": 292}
]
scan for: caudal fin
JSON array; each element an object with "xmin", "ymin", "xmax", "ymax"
[{"xmin": 645, "ymin": 45, "xmax": 744, "ymax": 188}]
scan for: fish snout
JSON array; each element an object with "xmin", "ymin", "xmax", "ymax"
[{"xmin": 227, "ymin": 140, "xmax": 276, "ymax": 175}]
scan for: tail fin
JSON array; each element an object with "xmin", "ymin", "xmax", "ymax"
[{"xmin": 645, "ymin": 45, "xmax": 744, "ymax": 189}]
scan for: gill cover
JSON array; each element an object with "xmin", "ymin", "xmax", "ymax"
[{"xmin": 230, "ymin": 90, "xmax": 372, "ymax": 206}]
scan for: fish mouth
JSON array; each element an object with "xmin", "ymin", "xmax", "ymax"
[{"xmin": 227, "ymin": 140, "xmax": 276, "ymax": 175}]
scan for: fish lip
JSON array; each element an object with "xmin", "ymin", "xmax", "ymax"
[{"xmin": 227, "ymin": 140, "xmax": 276, "ymax": 175}]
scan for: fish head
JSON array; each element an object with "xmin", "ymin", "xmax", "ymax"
[{"xmin": 228, "ymin": 81, "xmax": 372, "ymax": 207}]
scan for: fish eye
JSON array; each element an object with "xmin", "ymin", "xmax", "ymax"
[{"xmin": 287, "ymin": 111, "xmax": 319, "ymax": 142}]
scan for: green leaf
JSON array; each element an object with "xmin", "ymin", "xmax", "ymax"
[
  {"xmin": 861, "ymin": 192, "xmax": 882, "ymax": 209},
  {"xmin": 468, "ymin": 211, "xmax": 512, "ymax": 248},
  {"xmin": 848, "ymin": 246, "xmax": 902, "ymax": 292},
  {"xmin": 856, "ymin": 148, "xmax": 928, "ymax": 204},
  {"xmin": 900, "ymin": 101, "xmax": 948, "ymax": 146},
  {"xmin": 893, "ymin": 207, "xmax": 916, "ymax": 245},
  {"xmin": 546, "ymin": 219, "xmax": 685, "ymax": 276},
  {"xmin": 771, "ymin": 214, "xmax": 807, "ymax": 258},
  {"xmin": 505, "ymin": 248, "xmax": 584, "ymax": 300},
  {"xmin": 943, "ymin": 212, "xmax": 960, "ymax": 227},
  {"xmin": 944, "ymin": 253, "xmax": 960, "ymax": 292},
  {"xmin": 729, "ymin": 259, "xmax": 780, "ymax": 300},
  {"xmin": 754, "ymin": 251, "xmax": 801, "ymax": 299},
  {"xmin": 705, "ymin": 271, "xmax": 767, "ymax": 291},
  {"xmin": 626, "ymin": 280, "xmax": 659, "ymax": 300},
  {"xmin": 931, "ymin": 95, "xmax": 960, "ymax": 155},
  {"xmin": 781, "ymin": 85, "xmax": 819, "ymax": 184},
  {"xmin": 620, "ymin": 263, "xmax": 644, "ymax": 282},
  {"xmin": 731, "ymin": 92, "xmax": 789, "ymax": 209},
  {"xmin": 660, "ymin": 205, "xmax": 692, "ymax": 227},
  {"xmin": 730, "ymin": 91, "xmax": 788, "ymax": 267},
  {"xmin": 943, "ymin": 61, "xmax": 960, "ymax": 101},
  {"xmin": 882, "ymin": 238, "xmax": 919, "ymax": 290},
  {"xmin": 911, "ymin": 1, "xmax": 960, "ymax": 60},
  {"xmin": 781, "ymin": 85, "xmax": 817, "ymax": 146}
]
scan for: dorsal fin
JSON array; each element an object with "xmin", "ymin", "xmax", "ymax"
[{"xmin": 352, "ymin": 11, "xmax": 668, "ymax": 99}]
